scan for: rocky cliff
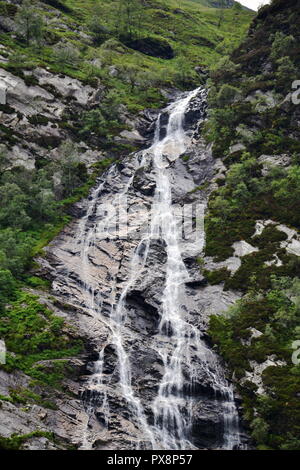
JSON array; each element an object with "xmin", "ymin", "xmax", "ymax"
[
  {"xmin": 1, "ymin": 87, "xmax": 249, "ymax": 450},
  {"xmin": 0, "ymin": 0, "xmax": 256, "ymax": 451},
  {"xmin": 204, "ymin": 0, "xmax": 300, "ymax": 451},
  {"xmin": 2, "ymin": 0, "xmax": 300, "ymax": 453}
]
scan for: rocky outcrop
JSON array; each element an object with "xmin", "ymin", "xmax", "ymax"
[
  {"xmin": 0, "ymin": 89, "xmax": 249, "ymax": 450},
  {"xmin": 0, "ymin": 65, "xmax": 156, "ymax": 173},
  {"xmin": 0, "ymin": 342, "xmax": 95, "ymax": 450},
  {"xmin": 29, "ymin": 90, "xmax": 247, "ymax": 450},
  {"xmin": 0, "ymin": 66, "xmax": 106, "ymax": 171},
  {"xmin": 125, "ymin": 37, "xmax": 174, "ymax": 60}
]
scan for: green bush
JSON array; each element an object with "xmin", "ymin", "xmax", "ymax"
[
  {"xmin": 216, "ymin": 84, "xmax": 242, "ymax": 107},
  {"xmin": 0, "ymin": 431, "xmax": 54, "ymax": 450},
  {"xmin": 80, "ymin": 89, "xmax": 126, "ymax": 141},
  {"xmin": 0, "ymin": 292, "xmax": 83, "ymax": 383},
  {"xmin": 203, "ymin": 267, "xmax": 230, "ymax": 285},
  {"xmin": 52, "ymin": 43, "xmax": 80, "ymax": 69},
  {"xmin": 0, "ymin": 270, "xmax": 17, "ymax": 312},
  {"xmin": 270, "ymin": 32, "xmax": 295, "ymax": 61},
  {"xmin": 210, "ymin": 55, "xmax": 238, "ymax": 81},
  {"xmin": 209, "ymin": 278, "xmax": 300, "ymax": 449},
  {"xmin": 250, "ymin": 417, "xmax": 269, "ymax": 445},
  {"xmin": 15, "ymin": 0, "xmax": 44, "ymax": 46},
  {"xmin": 275, "ymin": 56, "xmax": 297, "ymax": 86}
]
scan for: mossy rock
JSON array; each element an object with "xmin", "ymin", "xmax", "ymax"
[
  {"xmin": 0, "ymin": 431, "xmax": 54, "ymax": 450},
  {"xmin": 203, "ymin": 267, "xmax": 231, "ymax": 285},
  {"xmin": 28, "ymin": 114, "xmax": 50, "ymax": 126},
  {"xmin": 252, "ymin": 225, "xmax": 288, "ymax": 249},
  {"xmin": 0, "ymin": 1, "xmax": 17, "ymax": 17},
  {"xmin": 0, "ymin": 103, "xmax": 15, "ymax": 114}
]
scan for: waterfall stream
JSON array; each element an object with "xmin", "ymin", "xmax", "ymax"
[{"xmin": 56, "ymin": 88, "xmax": 244, "ymax": 450}]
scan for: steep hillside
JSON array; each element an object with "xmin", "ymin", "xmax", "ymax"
[
  {"xmin": 0, "ymin": 0, "xmax": 254, "ymax": 450},
  {"xmin": 0, "ymin": 0, "xmax": 254, "ymax": 92},
  {"xmin": 3, "ymin": 0, "xmax": 300, "ymax": 454},
  {"xmin": 204, "ymin": 0, "xmax": 300, "ymax": 450},
  {"xmin": 0, "ymin": 0, "xmax": 254, "ymax": 322}
]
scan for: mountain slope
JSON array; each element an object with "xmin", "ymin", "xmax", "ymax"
[
  {"xmin": 190, "ymin": 0, "xmax": 233, "ymax": 7},
  {"xmin": 0, "ymin": 0, "xmax": 254, "ymax": 450},
  {"xmin": 0, "ymin": 0, "xmax": 254, "ymax": 306},
  {"xmin": 204, "ymin": 0, "xmax": 300, "ymax": 450},
  {"xmin": 0, "ymin": 0, "xmax": 254, "ymax": 97}
]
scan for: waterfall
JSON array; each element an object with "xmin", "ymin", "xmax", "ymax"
[
  {"xmin": 63, "ymin": 88, "xmax": 243, "ymax": 450},
  {"xmin": 150, "ymin": 89, "xmax": 206, "ymax": 449}
]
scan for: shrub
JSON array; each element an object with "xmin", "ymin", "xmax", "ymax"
[
  {"xmin": 203, "ymin": 267, "xmax": 230, "ymax": 285},
  {"xmin": 0, "ymin": 431, "xmax": 54, "ymax": 450},
  {"xmin": 0, "ymin": 229, "xmax": 34, "ymax": 277},
  {"xmin": 80, "ymin": 90, "xmax": 126, "ymax": 141},
  {"xmin": 216, "ymin": 84, "xmax": 242, "ymax": 107},
  {"xmin": 275, "ymin": 56, "xmax": 297, "ymax": 86},
  {"xmin": 15, "ymin": 0, "xmax": 44, "ymax": 46},
  {"xmin": 55, "ymin": 141, "xmax": 88, "ymax": 198},
  {"xmin": 53, "ymin": 43, "xmax": 80, "ymax": 69},
  {"xmin": 0, "ymin": 270, "xmax": 17, "ymax": 312},
  {"xmin": 250, "ymin": 417, "xmax": 269, "ymax": 444},
  {"xmin": 270, "ymin": 32, "xmax": 295, "ymax": 61},
  {"xmin": 87, "ymin": 13, "xmax": 111, "ymax": 46},
  {"xmin": 210, "ymin": 55, "xmax": 238, "ymax": 81}
]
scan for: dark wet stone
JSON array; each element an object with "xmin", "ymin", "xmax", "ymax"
[{"xmin": 125, "ymin": 37, "xmax": 174, "ymax": 60}]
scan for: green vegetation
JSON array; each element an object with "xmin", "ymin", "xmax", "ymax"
[
  {"xmin": 0, "ymin": 288, "xmax": 80, "ymax": 424},
  {"xmin": 0, "ymin": 0, "xmax": 253, "ymax": 107},
  {"xmin": 203, "ymin": 267, "xmax": 230, "ymax": 285},
  {"xmin": 0, "ymin": 431, "xmax": 54, "ymax": 450},
  {"xmin": 0, "ymin": 142, "xmax": 105, "ymax": 290},
  {"xmin": 206, "ymin": 0, "xmax": 300, "ymax": 451},
  {"xmin": 205, "ymin": 152, "xmax": 300, "ymax": 291},
  {"xmin": 0, "ymin": 0, "xmax": 259, "ymax": 443},
  {"xmin": 1, "ymin": 386, "xmax": 58, "ymax": 410},
  {"xmin": 0, "ymin": 0, "xmax": 253, "ymax": 313},
  {"xmin": 80, "ymin": 89, "xmax": 128, "ymax": 142},
  {"xmin": 15, "ymin": 0, "xmax": 44, "ymax": 46},
  {"xmin": 0, "ymin": 2, "xmax": 253, "ymax": 335},
  {"xmin": 209, "ymin": 277, "xmax": 300, "ymax": 449},
  {"xmin": 0, "ymin": 291, "xmax": 82, "ymax": 381},
  {"xmin": 204, "ymin": 0, "xmax": 300, "ymax": 271},
  {"xmin": 0, "ymin": 140, "xmax": 103, "ymax": 404}
]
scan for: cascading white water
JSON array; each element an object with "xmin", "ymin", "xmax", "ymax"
[
  {"xmin": 76, "ymin": 88, "xmax": 243, "ymax": 450},
  {"xmin": 76, "ymin": 172, "xmax": 157, "ymax": 449},
  {"xmin": 150, "ymin": 89, "xmax": 202, "ymax": 449}
]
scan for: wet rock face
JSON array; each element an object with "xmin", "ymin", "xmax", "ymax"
[
  {"xmin": 33, "ymin": 89, "xmax": 248, "ymax": 450},
  {"xmin": 183, "ymin": 91, "xmax": 208, "ymax": 132},
  {"xmin": 132, "ymin": 166, "xmax": 156, "ymax": 196}
]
